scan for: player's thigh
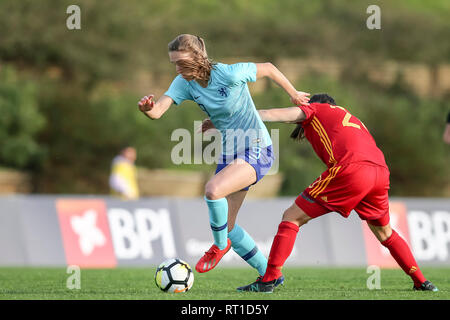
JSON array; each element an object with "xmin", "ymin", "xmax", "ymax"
[
  {"xmin": 205, "ymin": 159, "xmax": 256, "ymax": 200},
  {"xmin": 226, "ymin": 190, "xmax": 248, "ymax": 231}
]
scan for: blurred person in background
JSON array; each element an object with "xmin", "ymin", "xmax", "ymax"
[
  {"xmin": 443, "ymin": 111, "xmax": 450, "ymax": 145},
  {"xmin": 109, "ymin": 146, "xmax": 139, "ymax": 200}
]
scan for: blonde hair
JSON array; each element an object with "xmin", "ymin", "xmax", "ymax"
[{"xmin": 168, "ymin": 34, "xmax": 213, "ymax": 84}]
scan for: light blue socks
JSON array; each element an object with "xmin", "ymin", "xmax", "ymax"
[
  {"xmin": 228, "ymin": 224, "xmax": 268, "ymax": 276},
  {"xmin": 205, "ymin": 196, "xmax": 229, "ymax": 250},
  {"xmin": 205, "ymin": 197, "xmax": 267, "ymax": 275}
]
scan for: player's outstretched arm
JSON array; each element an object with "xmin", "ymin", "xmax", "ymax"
[
  {"xmin": 138, "ymin": 94, "xmax": 174, "ymax": 120},
  {"xmin": 258, "ymin": 106, "xmax": 306, "ymax": 123},
  {"xmin": 255, "ymin": 63, "xmax": 310, "ymax": 106},
  {"xmin": 198, "ymin": 106, "xmax": 306, "ymax": 131}
]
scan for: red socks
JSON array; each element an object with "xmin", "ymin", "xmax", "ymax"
[
  {"xmin": 263, "ymin": 222, "xmax": 425, "ymax": 287},
  {"xmin": 381, "ymin": 230, "xmax": 426, "ymax": 287},
  {"xmin": 263, "ymin": 221, "xmax": 299, "ymax": 282}
]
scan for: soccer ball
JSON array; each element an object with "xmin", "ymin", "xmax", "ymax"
[{"xmin": 155, "ymin": 258, "xmax": 194, "ymax": 293}]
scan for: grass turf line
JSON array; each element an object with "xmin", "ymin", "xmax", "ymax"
[{"xmin": 0, "ymin": 267, "xmax": 448, "ymax": 300}]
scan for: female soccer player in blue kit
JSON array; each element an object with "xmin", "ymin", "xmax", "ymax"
[{"xmin": 138, "ymin": 34, "xmax": 309, "ymax": 276}]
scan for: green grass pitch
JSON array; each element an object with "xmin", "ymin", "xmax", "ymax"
[{"xmin": 0, "ymin": 266, "xmax": 449, "ymax": 300}]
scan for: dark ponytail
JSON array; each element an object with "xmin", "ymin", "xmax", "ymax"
[{"xmin": 290, "ymin": 124, "xmax": 305, "ymax": 142}]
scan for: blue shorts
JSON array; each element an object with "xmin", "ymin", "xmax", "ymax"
[{"xmin": 215, "ymin": 145, "xmax": 274, "ymax": 191}]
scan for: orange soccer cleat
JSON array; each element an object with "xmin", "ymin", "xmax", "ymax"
[{"xmin": 195, "ymin": 239, "xmax": 232, "ymax": 273}]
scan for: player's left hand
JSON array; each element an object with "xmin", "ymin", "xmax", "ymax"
[{"xmin": 290, "ymin": 91, "xmax": 310, "ymax": 106}]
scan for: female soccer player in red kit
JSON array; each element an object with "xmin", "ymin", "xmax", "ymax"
[{"xmin": 235, "ymin": 93, "xmax": 438, "ymax": 292}]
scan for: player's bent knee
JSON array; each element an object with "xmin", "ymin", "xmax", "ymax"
[
  {"xmin": 204, "ymin": 182, "xmax": 222, "ymax": 200},
  {"xmin": 297, "ymin": 215, "xmax": 311, "ymax": 227},
  {"xmin": 282, "ymin": 205, "xmax": 310, "ymax": 227},
  {"xmin": 368, "ymin": 223, "xmax": 392, "ymax": 242},
  {"xmin": 379, "ymin": 226, "xmax": 393, "ymax": 242}
]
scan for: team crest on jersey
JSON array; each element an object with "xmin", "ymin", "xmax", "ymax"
[{"xmin": 218, "ymin": 87, "xmax": 228, "ymax": 97}]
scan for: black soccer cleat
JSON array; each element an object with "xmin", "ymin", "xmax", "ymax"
[
  {"xmin": 236, "ymin": 275, "xmax": 284, "ymax": 293},
  {"xmin": 413, "ymin": 280, "xmax": 439, "ymax": 292},
  {"xmin": 269, "ymin": 275, "xmax": 285, "ymax": 288}
]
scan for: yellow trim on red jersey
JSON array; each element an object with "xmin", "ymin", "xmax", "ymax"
[
  {"xmin": 311, "ymin": 117, "xmax": 337, "ymax": 165},
  {"xmin": 308, "ymin": 116, "xmax": 342, "ymax": 198},
  {"xmin": 309, "ymin": 165, "xmax": 341, "ymax": 198}
]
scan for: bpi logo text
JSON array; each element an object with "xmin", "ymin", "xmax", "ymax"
[
  {"xmin": 408, "ymin": 210, "xmax": 450, "ymax": 261},
  {"xmin": 108, "ymin": 208, "xmax": 176, "ymax": 260},
  {"xmin": 57, "ymin": 199, "xmax": 176, "ymax": 267}
]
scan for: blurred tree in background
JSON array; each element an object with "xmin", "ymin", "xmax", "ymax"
[
  {"xmin": 0, "ymin": 66, "xmax": 46, "ymax": 169},
  {"xmin": 0, "ymin": 0, "xmax": 448, "ymax": 196}
]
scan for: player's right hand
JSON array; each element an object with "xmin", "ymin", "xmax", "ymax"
[
  {"xmin": 290, "ymin": 91, "xmax": 310, "ymax": 106},
  {"xmin": 138, "ymin": 95, "xmax": 155, "ymax": 112}
]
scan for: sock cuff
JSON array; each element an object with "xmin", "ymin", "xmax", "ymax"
[
  {"xmin": 204, "ymin": 196, "xmax": 227, "ymax": 206},
  {"xmin": 381, "ymin": 229, "xmax": 399, "ymax": 247},
  {"xmin": 279, "ymin": 221, "xmax": 300, "ymax": 233}
]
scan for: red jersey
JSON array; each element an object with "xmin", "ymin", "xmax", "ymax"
[{"xmin": 299, "ymin": 103, "xmax": 387, "ymax": 169}]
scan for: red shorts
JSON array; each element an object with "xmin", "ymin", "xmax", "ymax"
[{"xmin": 295, "ymin": 162, "xmax": 390, "ymax": 226}]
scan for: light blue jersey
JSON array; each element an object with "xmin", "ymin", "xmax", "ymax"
[{"xmin": 164, "ymin": 62, "xmax": 272, "ymax": 155}]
